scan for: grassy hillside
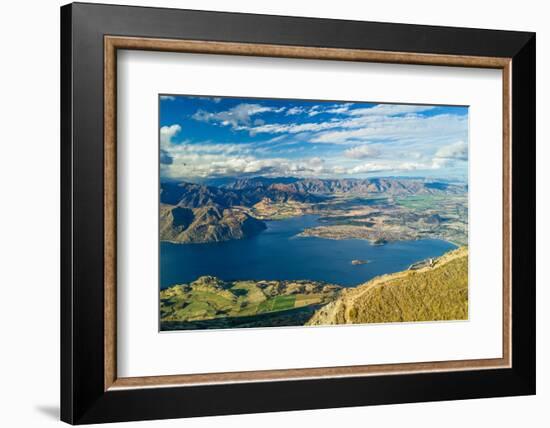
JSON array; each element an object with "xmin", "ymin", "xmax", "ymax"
[
  {"xmin": 160, "ymin": 276, "xmax": 341, "ymax": 330},
  {"xmin": 307, "ymin": 246, "xmax": 468, "ymax": 325}
]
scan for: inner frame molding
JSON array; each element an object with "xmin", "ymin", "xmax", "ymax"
[{"xmin": 104, "ymin": 35, "xmax": 512, "ymax": 391}]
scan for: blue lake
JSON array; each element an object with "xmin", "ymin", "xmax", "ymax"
[{"xmin": 160, "ymin": 215, "xmax": 456, "ymax": 289}]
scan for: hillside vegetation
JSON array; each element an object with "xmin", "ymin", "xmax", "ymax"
[
  {"xmin": 160, "ymin": 204, "xmax": 266, "ymax": 244},
  {"xmin": 307, "ymin": 246, "xmax": 468, "ymax": 325},
  {"xmin": 160, "ymin": 276, "xmax": 341, "ymax": 330}
]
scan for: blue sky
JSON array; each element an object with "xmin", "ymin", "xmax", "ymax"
[{"xmin": 159, "ymin": 95, "xmax": 468, "ymax": 182}]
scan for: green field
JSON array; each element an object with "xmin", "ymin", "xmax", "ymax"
[
  {"xmin": 395, "ymin": 194, "xmax": 449, "ymax": 210},
  {"xmin": 160, "ymin": 277, "xmax": 340, "ymax": 329}
]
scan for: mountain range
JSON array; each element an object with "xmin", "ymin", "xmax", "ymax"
[
  {"xmin": 222, "ymin": 176, "xmax": 466, "ymax": 195},
  {"xmin": 164, "ymin": 177, "xmax": 466, "ymax": 206},
  {"xmin": 161, "ymin": 180, "xmax": 321, "ymax": 208},
  {"xmin": 160, "ymin": 204, "xmax": 266, "ymax": 244},
  {"xmin": 160, "ymin": 177, "xmax": 467, "ymax": 244}
]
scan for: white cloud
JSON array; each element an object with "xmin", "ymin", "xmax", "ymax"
[
  {"xmin": 161, "ymin": 102, "xmax": 468, "ymax": 180},
  {"xmin": 192, "ymin": 103, "xmax": 283, "ymax": 129},
  {"xmin": 285, "ymin": 102, "xmax": 353, "ymax": 117},
  {"xmin": 160, "ymin": 95, "xmax": 175, "ymax": 101},
  {"xmin": 343, "ymin": 145, "xmax": 381, "ymax": 159},
  {"xmin": 434, "ymin": 140, "xmax": 468, "ymax": 161},
  {"xmin": 244, "ymin": 120, "xmax": 335, "ymax": 135},
  {"xmin": 166, "ymin": 142, "xmax": 254, "ymax": 157},
  {"xmin": 326, "ymin": 103, "xmax": 353, "ymax": 114},
  {"xmin": 161, "ymin": 146, "xmax": 346, "ymax": 179},
  {"xmin": 160, "ymin": 138, "xmax": 464, "ymax": 179},
  {"xmin": 237, "ymin": 104, "xmax": 465, "ymax": 148},
  {"xmin": 348, "ymin": 160, "xmax": 432, "ymax": 174},
  {"xmin": 309, "ymin": 114, "xmax": 467, "ymax": 145},
  {"xmin": 307, "ymin": 106, "xmax": 322, "ymax": 117},
  {"xmin": 345, "ymin": 141, "xmax": 467, "ymax": 175},
  {"xmin": 286, "ymin": 106, "xmax": 305, "ymax": 116},
  {"xmin": 160, "ymin": 124, "xmax": 181, "ymax": 145},
  {"xmin": 159, "ymin": 134, "xmax": 303, "ymax": 178},
  {"xmin": 346, "ymin": 104, "xmax": 434, "ymax": 117},
  {"xmin": 431, "ymin": 157, "xmax": 452, "ymax": 169}
]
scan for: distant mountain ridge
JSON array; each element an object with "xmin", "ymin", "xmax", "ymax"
[
  {"xmin": 159, "ymin": 177, "xmax": 467, "ymax": 244},
  {"xmin": 222, "ymin": 176, "xmax": 467, "ymax": 196},
  {"xmin": 160, "ymin": 180, "xmax": 321, "ymax": 208},
  {"xmin": 220, "ymin": 176, "xmax": 300, "ymax": 190},
  {"xmin": 159, "ymin": 180, "xmax": 318, "ymax": 244}
]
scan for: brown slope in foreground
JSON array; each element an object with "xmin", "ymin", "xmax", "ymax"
[{"xmin": 307, "ymin": 246, "xmax": 468, "ymax": 326}]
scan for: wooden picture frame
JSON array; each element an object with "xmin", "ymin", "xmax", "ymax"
[{"xmin": 61, "ymin": 2, "xmax": 535, "ymax": 424}]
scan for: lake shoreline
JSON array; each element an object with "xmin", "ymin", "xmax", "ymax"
[
  {"xmin": 160, "ymin": 213, "xmax": 457, "ymax": 289},
  {"xmin": 160, "ymin": 246, "xmax": 468, "ymax": 330}
]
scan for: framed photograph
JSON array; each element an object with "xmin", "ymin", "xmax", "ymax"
[{"xmin": 61, "ymin": 2, "xmax": 535, "ymax": 424}]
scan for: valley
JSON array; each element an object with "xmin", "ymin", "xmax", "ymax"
[
  {"xmin": 298, "ymin": 193, "xmax": 467, "ymax": 246},
  {"xmin": 159, "ymin": 176, "xmax": 468, "ymax": 330},
  {"xmin": 160, "ymin": 177, "xmax": 468, "ymax": 246}
]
